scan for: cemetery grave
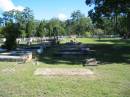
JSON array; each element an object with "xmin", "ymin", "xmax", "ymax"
[
  {"xmin": 54, "ymin": 42, "xmax": 91, "ymax": 56},
  {"xmin": 0, "ymin": 45, "xmax": 43, "ymax": 62},
  {"xmin": 0, "ymin": 51, "xmax": 32, "ymax": 62},
  {"xmin": 34, "ymin": 68, "xmax": 94, "ymax": 76},
  {"xmin": 0, "ymin": 38, "xmax": 53, "ymax": 62}
]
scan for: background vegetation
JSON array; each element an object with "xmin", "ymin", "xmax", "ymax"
[{"xmin": 0, "ymin": 3, "xmax": 129, "ymax": 49}]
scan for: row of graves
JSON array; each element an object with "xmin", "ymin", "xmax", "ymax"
[
  {"xmin": 0, "ymin": 38, "xmax": 53, "ymax": 63},
  {"xmin": 54, "ymin": 40, "xmax": 98, "ymax": 66},
  {"xmin": 55, "ymin": 41, "xmax": 90, "ymax": 56},
  {"xmin": 0, "ymin": 38, "xmax": 98, "ymax": 66}
]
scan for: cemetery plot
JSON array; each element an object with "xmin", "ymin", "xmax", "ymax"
[
  {"xmin": 34, "ymin": 68, "xmax": 94, "ymax": 76},
  {"xmin": 54, "ymin": 42, "xmax": 91, "ymax": 56},
  {"xmin": 0, "ymin": 51, "xmax": 32, "ymax": 62},
  {"xmin": 0, "ymin": 40, "xmax": 52, "ymax": 62}
]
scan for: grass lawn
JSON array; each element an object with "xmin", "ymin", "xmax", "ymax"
[{"xmin": 0, "ymin": 38, "xmax": 130, "ymax": 97}]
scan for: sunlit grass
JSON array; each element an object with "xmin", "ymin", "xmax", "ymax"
[{"xmin": 62, "ymin": 38, "xmax": 130, "ymax": 45}]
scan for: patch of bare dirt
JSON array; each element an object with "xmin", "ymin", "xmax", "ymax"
[{"xmin": 34, "ymin": 68, "xmax": 94, "ymax": 76}]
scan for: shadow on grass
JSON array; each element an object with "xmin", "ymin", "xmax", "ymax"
[
  {"xmin": 96, "ymin": 39, "xmax": 130, "ymax": 45},
  {"xmin": 38, "ymin": 44, "xmax": 89, "ymax": 65},
  {"xmin": 38, "ymin": 43, "xmax": 130, "ymax": 65}
]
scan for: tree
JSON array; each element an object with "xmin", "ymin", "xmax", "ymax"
[
  {"xmin": 65, "ymin": 19, "xmax": 73, "ymax": 35},
  {"xmin": 1, "ymin": 7, "xmax": 34, "ymax": 50},
  {"xmin": 21, "ymin": 7, "xmax": 34, "ymax": 24},
  {"xmin": 71, "ymin": 10, "xmax": 85, "ymax": 21},
  {"xmin": 66, "ymin": 10, "xmax": 93, "ymax": 36},
  {"xmin": 116, "ymin": 16, "xmax": 128, "ymax": 37},
  {"xmin": 2, "ymin": 10, "xmax": 21, "ymax": 50},
  {"xmin": 76, "ymin": 17, "xmax": 93, "ymax": 36},
  {"xmin": 85, "ymin": 0, "xmax": 130, "ymax": 37},
  {"xmin": 46, "ymin": 18, "xmax": 65, "ymax": 37},
  {"xmin": 69, "ymin": 10, "xmax": 86, "ymax": 35},
  {"xmin": 21, "ymin": 7, "xmax": 34, "ymax": 37},
  {"xmin": 26, "ymin": 21, "xmax": 34, "ymax": 37},
  {"xmin": 36, "ymin": 20, "xmax": 47, "ymax": 37},
  {"xmin": 3, "ymin": 23, "xmax": 20, "ymax": 50}
]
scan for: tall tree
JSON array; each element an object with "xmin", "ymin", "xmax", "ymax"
[
  {"xmin": 70, "ymin": 10, "xmax": 85, "ymax": 35},
  {"xmin": 22, "ymin": 7, "xmax": 34, "ymax": 23},
  {"xmin": 36, "ymin": 20, "xmax": 47, "ymax": 37},
  {"xmin": 46, "ymin": 18, "xmax": 65, "ymax": 37},
  {"xmin": 71, "ymin": 10, "xmax": 85, "ymax": 21},
  {"xmin": 26, "ymin": 21, "xmax": 34, "ymax": 37},
  {"xmin": 67, "ymin": 10, "xmax": 93, "ymax": 36},
  {"xmin": 3, "ymin": 23, "xmax": 20, "ymax": 50},
  {"xmin": 22, "ymin": 7, "xmax": 34, "ymax": 37},
  {"xmin": 85, "ymin": 0, "xmax": 130, "ymax": 37},
  {"xmin": 1, "ymin": 7, "xmax": 34, "ymax": 50}
]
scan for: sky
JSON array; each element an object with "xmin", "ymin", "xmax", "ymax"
[{"xmin": 0, "ymin": 0, "xmax": 93, "ymax": 20}]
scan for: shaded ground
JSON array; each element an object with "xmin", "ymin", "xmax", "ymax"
[
  {"xmin": 96, "ymin": 38, "xmax": 130, "ymax": 45},
  {"xmin": 38, "ymin": 42, "xmax": 130, "ymax": 65}
]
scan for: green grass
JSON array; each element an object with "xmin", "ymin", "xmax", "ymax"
[
  {"xmin": 0, "ymin": 38, "xmax": 130, "ymax": 97},
  {"xmin": 62, "ymin": 38, "xmax": 130, "ymax": 45}
]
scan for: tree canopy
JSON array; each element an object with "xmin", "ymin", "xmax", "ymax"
[
  {"xmin": 0, "ymin": 7, "xmax": 34, "ymax": 50},
  {"xmin": 85, "ymin": 0, "xmax": 130, "ymax": 37}
]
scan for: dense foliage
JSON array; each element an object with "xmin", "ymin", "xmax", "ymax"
[
  {"xmin": 0, "ymin": 7, "xmax": 34, "ymax": 50},
  {"xmin": 85, "ymin": 0, "xmax": 130, "ymax": 38}
]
